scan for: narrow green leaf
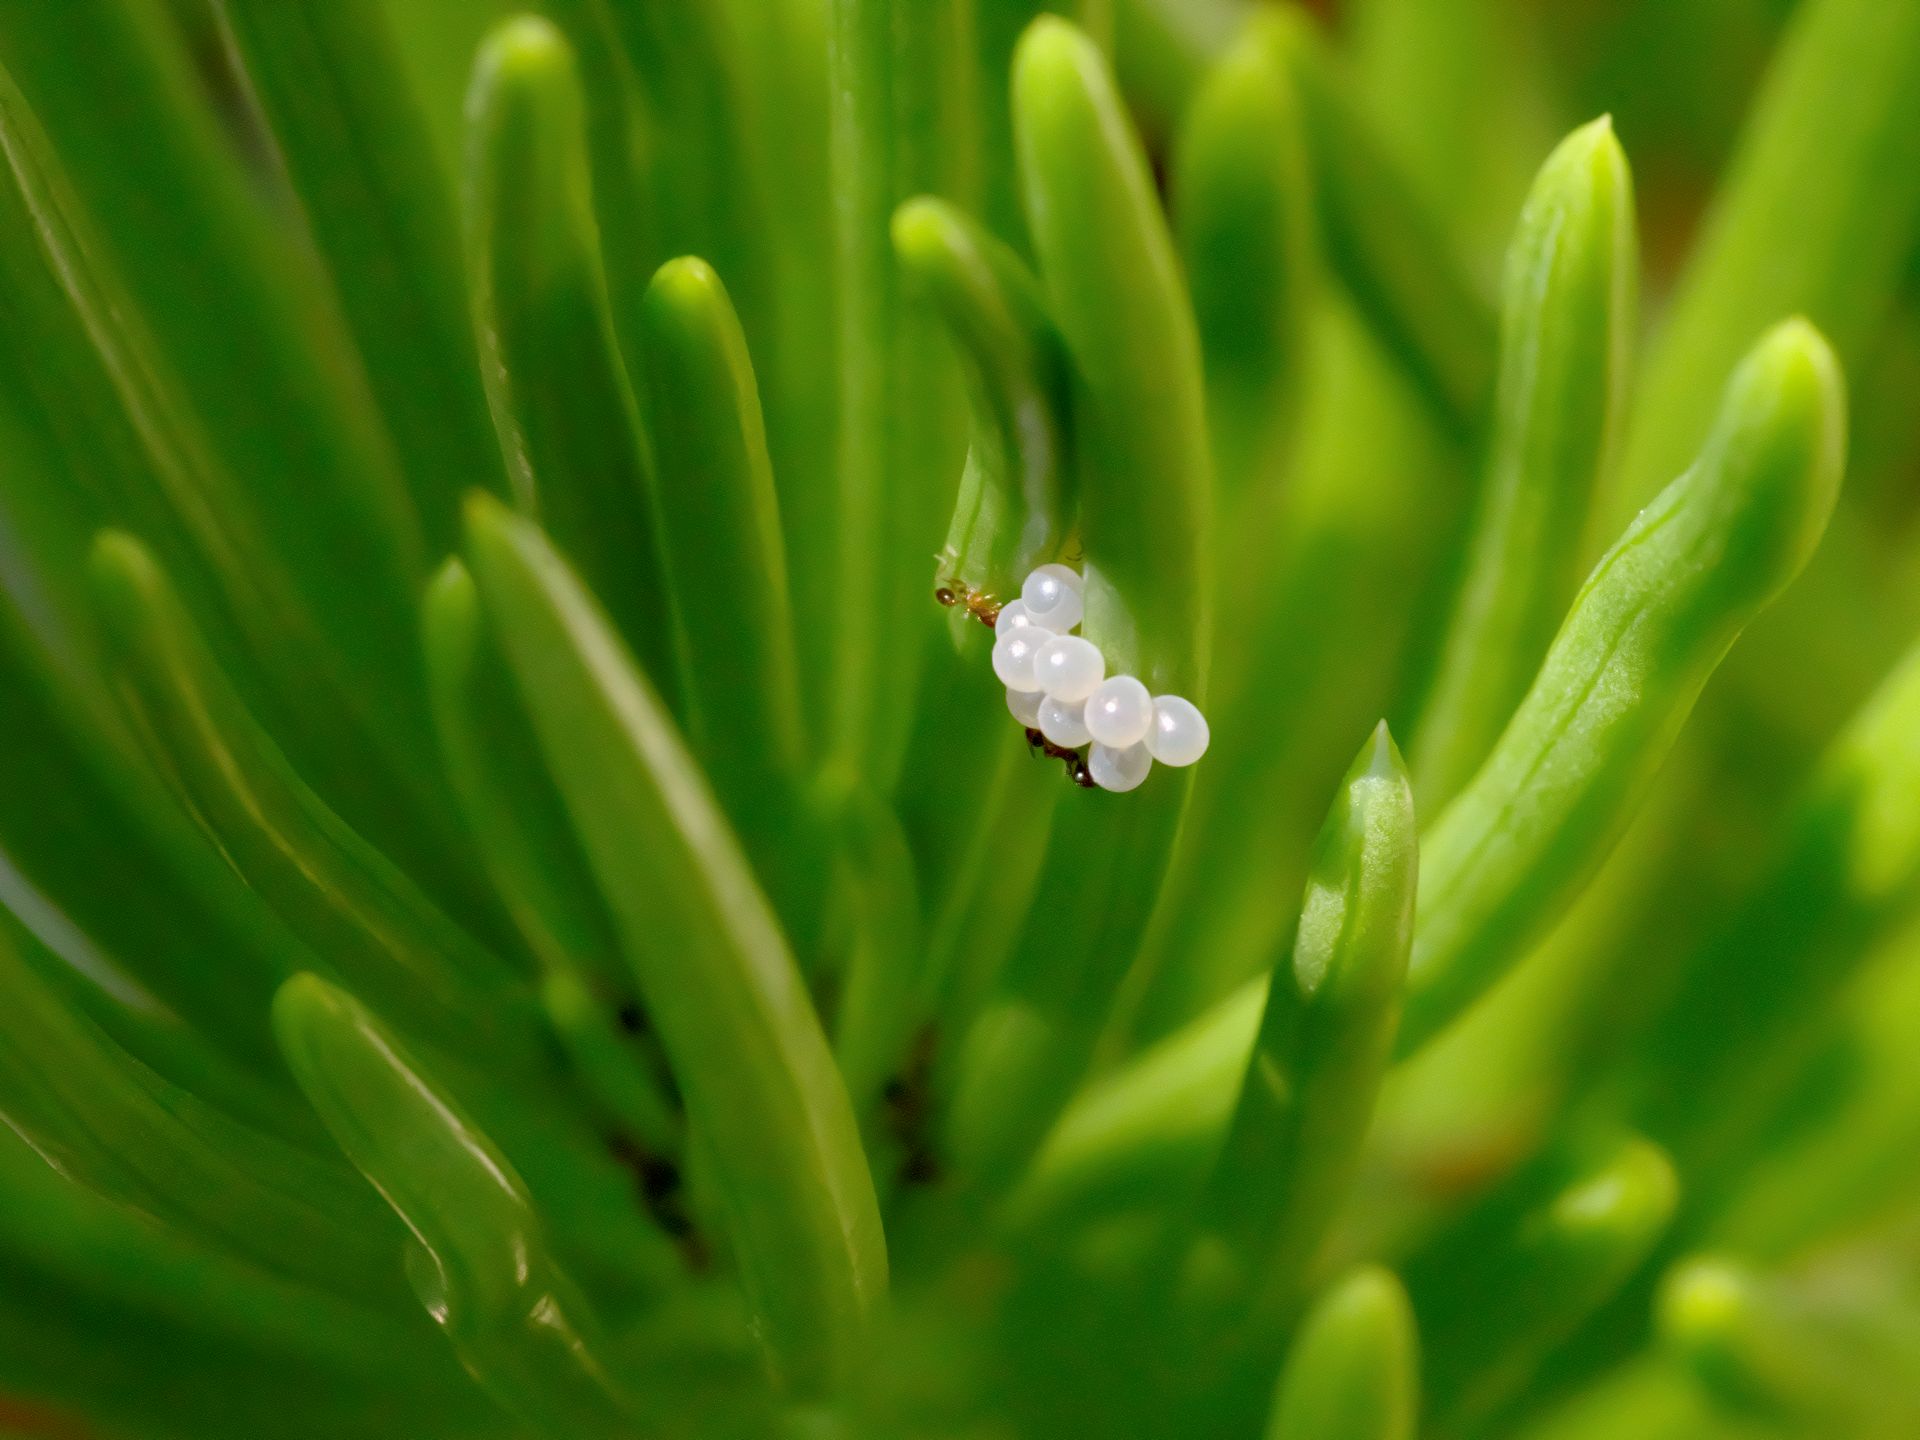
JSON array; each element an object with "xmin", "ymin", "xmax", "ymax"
[
  {"xmin": 943, "ymin": 771, "xmax": 1191, "ymax": 1188},
  {"xmin": 1015, "ymin": 14, "xmax": 1209, "ymax": 688},
  {"xmin": 1400, "ymin": 320, "xmax": 1847, "ymax": 1056},
  {"xmin": 0, "ymin": 921, "xmax": 402, "ymax": 1303},
  {"xmin": 461, "ymin": 494, "xmax": 887, "ymax": 1396},
  {"xmin": 0, "ymin": 41, "xmax": 479, "ymax": 924},
  {"xmin": 420, "ymin": 558, "xmax": 623, "ymax": 998},
  {"xmin": 635, "ymin": 257, "xmax": 829, "ymax": 965},
  {"xmin": 1412, "ymin": 117, "xmax": 1637, "ymax": 810},
  {"xmin": 213, "ymin": 0, "xmax": 501, "ymax": 548},
  {"xmin": 825, "ymin": 0, "xmax": 974, "ymax": 782},
  {"xmin": 421, "ymin": 561, "xmax": 682, "ymax": 1161},
  {"xmin": 635, "ymin": 256, "xmax": 808, "ymax": 795},
  {"xmin": 1272, "ymin": 14, "xmax": 1496, "ymax": 444},
  {"xmin": 895, "ymin": 195, "xmax": 1076, "ymax": 605},
  {"xmin": 0, "ymin": 866, "xmax": 301, "ymax": 1141},
  {"xmin": 703, "ymin": 0, "xmax": 840, "ymax": 737},
  {"xmin": 507, "ymin": 0, "xmax": 657, "ymax": 308},
  {"xmin": 1267, "ymin": 1267, "xmax": 1419, "ymax": 1440},
  {"xmin": 1607, "ymin": 0, "xmax": 1920, "ymax": 528},
  {"xmin": 0, "ymin": 358, "xmax": 136, "ymax": 708},
  {"xmin": 464, "ymin": 16, "xmax": 677, "ymax": 700},
  {"xmin": 0, "ymin": 1, "xmax": 442, "ymax": 785},
  {"xmin": 271, "ymin": 974, "xmax": 641, "ymax": 1432},
  {"xmin": 1175, "ymin": 13, "xmax": 1319, "ymax": 498},
  {"xmin": 939, "ymin": 16, "xmax": 1214, "ymax": 1189},
  {"xmin": 0, "ymin": 1122, "xmax": 432, "ymax": 1379},
  {"xmin": 0, "ymin": 569, "xmax": 317, "ymax": 1067},
  {"xmin": 0, "ymin": 1150, "xmax": 497, "ymax": 1440},
  {"xmin": 1119, "ymin": 314, "xmax": 1460, "ymax": 1044},
  {"xmin": 1629, "ymin": 633, "xmax": 1920, "ymax": 1179},
  {"xmin": 829, "ymin": 788, "xmax": 925, "ymax": 1118},
  {"xmin": 0, "ymin": 56, "xmax": 289, "ymax": 639},
  {"xmin": 89, "ymin": 532, "xmax": 522, "ymax": 1054},
  {"xmin": 918, "ymin": 708, "xmax": 1063, "ymax": 1028},
  {"xmin": 1408, "ymin": 1135, "xmax": 1678, "ymax": 1437},
  {"xmin": 580, "ymin": 0, "xmax": 778, "ymax": 360},
  {"xmin": 888, "ymin": 198, "xmax": 1074, "ymax": 1029},
  {"xmin": 1196, "ymin": 723, "xmax": 1417, "ymax": 1317}
]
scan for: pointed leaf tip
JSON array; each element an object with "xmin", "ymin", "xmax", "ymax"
[{"xmin": 1269, "ymin": 1266, "xmax": 1419, "ymax": 1440}]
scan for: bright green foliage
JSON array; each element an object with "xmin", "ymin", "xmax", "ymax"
[
  {"xmin": 0, "ymin": 1, "xmax": 1917, "ymax": 1438},
  {"xmin": 464, "ymin": 18, "xmax": 677, "ymax": 695},
  {"xmin": 1411, "ymin": 116, "xmax": 1636, "ymax": 810},
  {"xmin": 273, "ymin": 974, "xmax": 643, "ymax": 1432},
  {"xmin": 1194, "ymin": 724, "xmax": 1417, "ymax": 1324},
  {"xmin": 1402, "ymin": 319, "xmax": 1846, "ymax": 1056},
  {"xmin": 462, "ymin": 495, "xmax": 885, "ymax": 1399},
  {"xmin": 1267, "ymin": 1267, "xmax": 1419, "ymax": 1440},
  {"xmin": 897, "ymin": 196, "xmax": 1075, "ymax": 604}
]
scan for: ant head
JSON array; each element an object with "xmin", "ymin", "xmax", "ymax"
[{"xmin": 934, "ymin": 586, "xmax": 958, "ymax": 607}]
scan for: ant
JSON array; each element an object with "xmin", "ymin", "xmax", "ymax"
[
  {"xmin": 1024, "ymin": 728, "xmax": 1098, "ymax": 788},
  {"xmin": 933, "ymin": 577, "xmax": 1002, "ymax": 629}
]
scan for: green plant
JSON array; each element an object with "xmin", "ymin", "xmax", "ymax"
[{"xmin": 1, "ymin": 1, "xmax": 1919, "ymax": 1437}]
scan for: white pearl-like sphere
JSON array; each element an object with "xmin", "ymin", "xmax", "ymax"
[
  {"xmin": 1006, "ymin": 684, "xmax": 1044, "ymax": 728},
  {"xmin": 1146, "ymin": 695, "xmax": 1210, "ymax": 766},
  {"xmin": 1038, "ymin": 695, "xmax": 1092, "ymax": 748},
  {"xmin": 994, "ymin": 599, "xmax": 1052, "ymax": 636},
  {"xmin": 992, "ymin": 628, "xmax": 1048, "ymax": 693},
  {"xmin": 1031, "ymin": 634, "xmax": 1104, "ymax": 703},
  {"xmin": 1021, "ymin": 564, "xmax": 1084, "ymax": 631},
  {"xmin": 1084, "ymin": 675, "xmax": 1154, "ymax": 749},
  {"xmin": 1088, "ymin": 741, "xmax": 1153, "ymax": 793}
]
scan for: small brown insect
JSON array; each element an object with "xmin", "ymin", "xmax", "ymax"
[
  {"xmin": 1025, "ymin": 727, "xmax": 1095, "ymax": 786},
  {"xmin": 934, "ymin": 577, "xmax": 1003, "ymax": 628},
  {"xmin": 1025, "ymin": 727, "xmax": 1072, "ymax": 762}
]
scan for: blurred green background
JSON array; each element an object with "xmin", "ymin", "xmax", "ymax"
[{"xmin": 0, "ymin": 1, "xmax": 1918, "ymax": 1438}]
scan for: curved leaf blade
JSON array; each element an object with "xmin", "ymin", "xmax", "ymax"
[
  {"xmin": 461, "ymin": 495, "xmax": 886, "ymax": 1396},
  {"xmin": 1412, "ymin": 116, "xmax": 1637, "ymax": 810},
  {"xmin": 1401, "ymin": 320, "xmax": 1847, "ymax": 1056}
]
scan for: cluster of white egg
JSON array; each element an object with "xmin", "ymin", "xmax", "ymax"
[{"xmin": 989, "ymin": 564, "xmax": 1209, "ymax": 793}]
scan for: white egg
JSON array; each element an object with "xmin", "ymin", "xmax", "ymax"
[
  {"xmin": 1146, "ymin": 695, "xmax": 1210, "ymax": 766},
  {"xmin": 1021, "ymin": 564, "xmax": 1085, "ymax": 630},
  {"xmin": 1038, "ymin": 695, "xmax": 1092, "ymax": 748},
  {"xmin": 995, "ymin": 599, "xmax": 1053, "ymax": 636},
  {"xmin": 1031, "ymin": 634, "xmax": 1104, "ymax": 702},
  {"xmin": 1007, "ymin": 685, "xmax": 1044, "ymax": 728},
  {"xmin": 992, "ymin": 628, "xmax": 1047, "ymax": 692},
  {"xmin": 1084, "ymin": 675, "xmax": 1154, "ymax": 749},
  {"xmin": 1088, "ymin": 741, "xmax": 1153, "ymax": 792}
]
